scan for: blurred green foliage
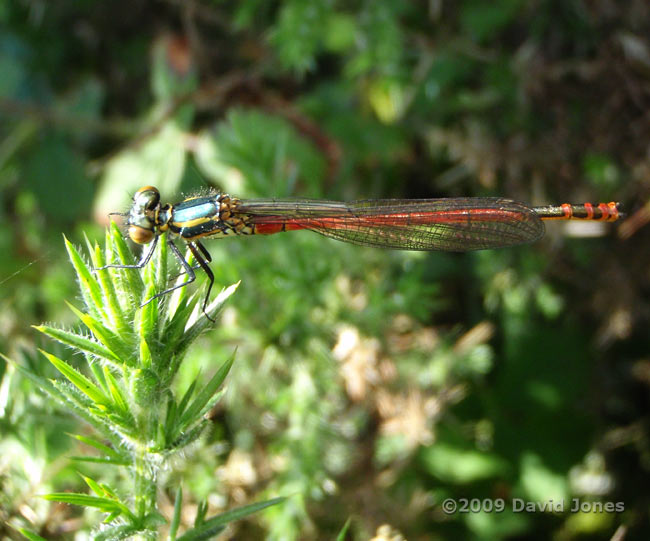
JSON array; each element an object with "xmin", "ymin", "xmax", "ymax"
[{"xmin": 1, "ymin": 0, "xmax": 648, "ymax": 539}]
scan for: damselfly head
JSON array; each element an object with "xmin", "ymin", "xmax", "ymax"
[
  {"xmin": 133, "ymin": 186, "xmax": 161, "ymax": 209},
  {"xmin": 127, "ymin": 186, "xmax": 161, "ymax": 244}
]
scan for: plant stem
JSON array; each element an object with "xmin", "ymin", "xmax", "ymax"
[{"xmin": 134, "ymin": 443, "xmax": 157, "ymax": 540}]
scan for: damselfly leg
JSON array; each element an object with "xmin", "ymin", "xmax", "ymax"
[
  {"xmin": 186, "ymin": 242, "xmax": 215, "ymax": 321},
  {"xmin": 95, "ymin": 234, "xmax": 159, "ymax": 272},
  {"xmin": 156, "ymin": 241, "xmax": 214, "ymax": 320},
  {"xmin": 96, "ymin": 235, "xmax": 215, "ymax": 321}
]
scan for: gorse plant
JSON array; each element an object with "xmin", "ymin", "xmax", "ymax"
[{"xmin": 11, "ymin": 224, "xmax": 284, "ymax": 540}]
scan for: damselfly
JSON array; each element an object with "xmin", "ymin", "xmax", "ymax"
[{"xmin": 97, "ymin": 186, "xmax": 622, "ymax": 319}]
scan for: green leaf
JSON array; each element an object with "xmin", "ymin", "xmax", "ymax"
[
  {"xmin": 13, "ymin": 359, "xmax": 122, "ymax": 447},
  {"xmin": 81, "ymin": 474, "xmax": 104, "ymax": 497},
  {"xmin": 336, "ymin": 518, "xmax": 352, "ymax": 541},
  {"xmin": 176, "ymin": 524, "xmax": 224, "ymax": 541},
  {"xmin": 106, "ymin": 222, "xmax": 144, "ymax": 300},
  {"xmin": 69, "ymin": 456, "xmax": 130, "ymax": 465},
  {"xmin": 103, "ymin": 511, "xmax": 122, "ymax": 523},
  {"xmin": 98, "ymin": 483, "xmax": 120, "ymax": 500},
  {"xmin": 195, "ymin": 501, "xmax": 208, "ymax": 525},
  {"xmin": 169, "ymin": 418, "xmax": 209, "ymax": 451},
  {"xmin": 66, "ymin": 302, "xmax": 135, "ymax": 365},
  {"xmin": 103, "ymin": 408, "xmax": 138, "ymax": 437},
  {"xmin": 40, "ymin": 350, "xmax": 111, "ymax": 407},
  {"xmin": 42, "ymin": 493, "xmax": 135, "ymax": 521},
  {"xmin": 103, "ymin": 365, "xmax": 129, "ymax": 414},
  {"xmin": 139, "ymin": 336, "xmax": 153, "ymax": 370},
  {"xmin": 164, "ymin": 247, "xmax": 194, "ymax": 321},
  {"xmin": 164, "ymin": 393, "xmax": 179, "ymax": 437},
  {"xmin": 161, "ymin": 300, "xmax": 199, "ymax": 374},
  {"xmin": 137, "ymin": 281, "xmax": 158, "ymax": 369},
  {"xmin": 179, "ymin": 353, "xmax": 234, "ymax": 427},
  {"xmin": 139, "ymin": 281, "xmax": 158, "ymax": 340},
  {"xmin": 88, "ymin": 359, "xmax": 110, "ymax": 395},
  {"xmin": 152, "ymin": 230, "xmax": 169, "ymax": 296},
  {"xmin": 177, "ymin": 497, "xmax": 286, "ymax": 541},
  {"xmin": 32, "ymin": 325, "xmax": 121, "ymax": 364},
  {"xmin": 108, "ymin": 220, "xmax": 135, "ymax": 261},
  {"xmin": 17, "ymin": 529, "xmax": 48, "ymax": 541},
  {"xmin": 173, "ymin": 282, "xmax": 239, "ymax": 362},
  {"xmin": 7, "ymin": 354, "xmax": 117, "ymax": 444},
  {"xmin": 64, "ymin": 236, "xmax": 106, "ymax": 320},
  {"xmin": 69, "ymin": 433, "xmax": 126, "ymax": 462},
  {"xmin": 169, "ymin": 486, "xmax": 183, "ymax": 541},
  {"xmin": 90, "ymin": 239, "xmax": 131, "ymax": 336},
  {"xmin": 177, "ymin": 379, "xmax": 198, "ymax": 418}
]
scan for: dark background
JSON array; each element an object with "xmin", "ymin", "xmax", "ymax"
[{"xmin": 1, "ymin": 1, "xmax": 649, "ymax": 539}]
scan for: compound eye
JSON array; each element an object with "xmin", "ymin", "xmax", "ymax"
[
  {"xmin": 128, "ymin": 225, "xmax": 155, "ymax": 244},
  {"xmin": 133, "ymin": 186, "xmax": 160, "ymax": 210}
]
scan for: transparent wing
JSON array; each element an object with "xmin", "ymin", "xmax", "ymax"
[{"xmin": 237, "ymin": 197, "xmax": 545, "ymax": 251}]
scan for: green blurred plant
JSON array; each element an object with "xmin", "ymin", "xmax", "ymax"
[{"xmin": 6, "ymin": 225, "xmax": 284, "ymax": 539}]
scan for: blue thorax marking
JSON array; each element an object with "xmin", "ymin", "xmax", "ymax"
[{"xmin": 172, "ymin": 197, "xmax": 219, "ymax": 224}]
